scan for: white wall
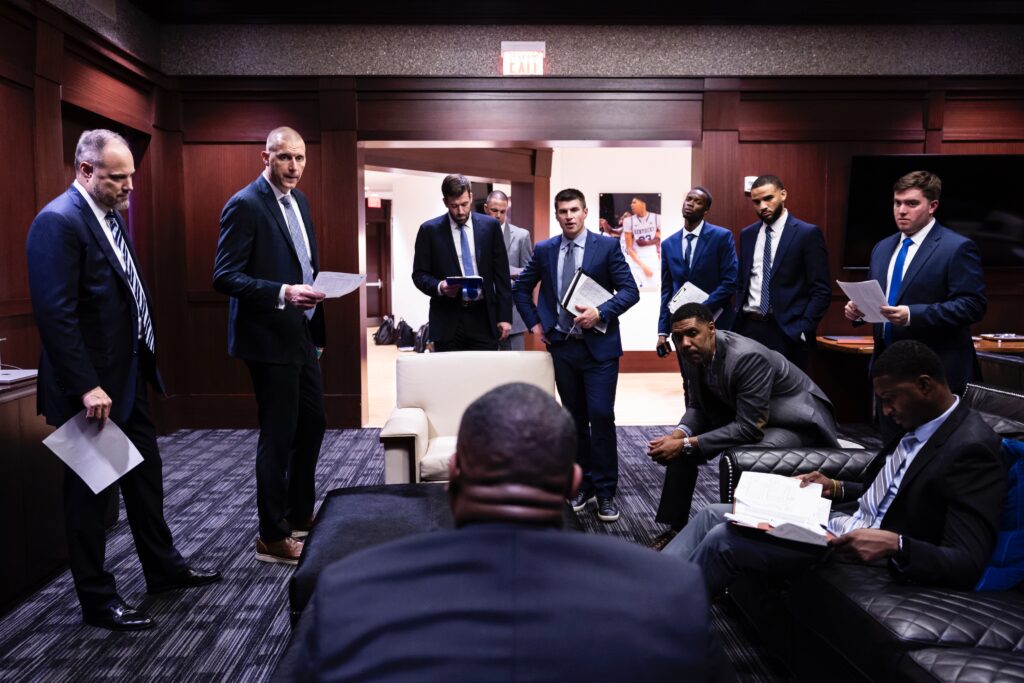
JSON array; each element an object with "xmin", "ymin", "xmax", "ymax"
[
  {"xmin": 548, "ymin": 147, "xmax": 692, "ymax": 351},
  {"xmin": 389, "ymin": 172, "xmax": 447, "ymax": 328}
]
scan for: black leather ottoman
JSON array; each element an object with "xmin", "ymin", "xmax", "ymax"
[{"xmin": 900, "ymin": 648, "xmax": 1024, "ymax": 682}]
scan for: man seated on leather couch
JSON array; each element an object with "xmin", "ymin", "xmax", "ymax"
[
  {"xmin": 290, "ymin": 382, "xmax": 730, "ymax": 683},
  {"xmin": 662, "ymin": 340, "xmax": 1007, "ymax": 598}
]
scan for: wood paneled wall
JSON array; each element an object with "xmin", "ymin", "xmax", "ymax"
[{"xmin": 2, "ymin": 2, "xmax": 1023, "ymax": 428}]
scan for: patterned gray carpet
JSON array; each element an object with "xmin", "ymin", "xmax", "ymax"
[{"xmin": 0, "ymin": 426, "xmax": 791, "ymax": 682}]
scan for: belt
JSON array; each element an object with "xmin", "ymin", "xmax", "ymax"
[
  {"xmin": 745, "ymin": 311, "xmax": 773, "ymax": 322},
  {"xmin": 460, "ymin": 299, "xmax": 484, "ymax": 308}
]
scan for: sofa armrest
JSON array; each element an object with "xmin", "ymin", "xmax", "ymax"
[
  {"xmin": 719, "ymin": 447, "xmax": 879, "ymax": 504},
  {"xmin": 380, "ymin": 407, "xmax": 428, "ymax": 484}
]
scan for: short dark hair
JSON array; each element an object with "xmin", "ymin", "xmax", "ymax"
[
  {"xmin": 670, "ymin": 302, "xmax": 715, "ymax": 326},
  {"xmin": 441, "ymin": 174, "xmax": 472, "ymax": 200},
  {"xmin": 554, "ymin": 188, "xmax": 586, "ymax": 209},
  {"xmin": 456, "ymin": 383, "xmax": 577, "ymax": 493},
  {"xmin": 692, "ymin": 186, "xmax": 713, "ymax": 210},
  {"xmin": 485, "ymin": 190, "xmax": 508, "ymax": 204},
  {"xmin": 751, "ymin": 175, "xmax": 785, "ymax": 192},
  {"xmin": 871, "ymin": 340, "xmax": 947, "ymax": 384},
  {"xmin": 893, "ymin": 170, "xmax": 942, "ymax": 203},
  {"xmin": 75, "ymin": 129, "xmax": 129, "ymax": 169}
]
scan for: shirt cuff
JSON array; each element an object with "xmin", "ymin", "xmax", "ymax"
[
  {"xmin": 676, "ymin": 424, "xmax": 693, "ymax": 437},
  {"xmin": 277, "ymin": 285, "xmax": 287, "ymax": 309},
  {"xmin": 905, "ymin": 310, "xmax": 911, "ymax": 326},
  {"xmin": 437, "ymin": 281, "xmax": 445, "ymax": 295}
]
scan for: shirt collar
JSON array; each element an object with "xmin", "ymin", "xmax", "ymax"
[
  {"xmin": 684, "ymin": 220, "xmax": 705, "ymax": 238},
  {"xmin": 73, "ymin": 180, "xmax": 114, "ymax": 226},
  {"xmin": 449, "ymin": 213, "xmax": 473, "ymax": 230},
  {"xmin": 262, "ymin": 173, "xmax": 291, "ymax": 202},
  {"xmin": 907, "ymin": 395, "xmax": 959, "ymax": 446},
  {"xmin": 763, "ymin": 208, "xmax": 788, "ymax": 233},
  {"xmin": 561, "ymin": 230, "xmax": 588, "ymax": 249},
  {"xmin": 904, "ymin": 218, "xmax": 935, "ymax": 247}
]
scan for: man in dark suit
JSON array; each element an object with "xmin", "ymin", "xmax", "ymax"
[
  {"xmin": 663, "ymin": 341, "xmax": 1006, "ymax": 596},
  {"xmin": 658, "ymin": 186, "xmax": 738, "ymax": 358},
  {"xmin": 412, "ymin": 175, "xmax": 512, "ymax": 351},
  {"xmin": 844, "ymin": 170, "xmax": 986, "ymax": 399},
  {"xmin": 214, "ymin": 127, "xmax": 326, "ymax": 565},
  {"xmin": 292, "ymin": 383, "xmax": 730, "ymax": 683},
  {"xmin": 483, "ymin": 190, "xmax": 534, "ymax": 351},
  {"xmin": 27, "ymin": 129, "xmax": 220, "ymax": 631},
  {"xmin": 734, "ymin": 175, "xmax": 831, "ymax": 370},
  {"xmin": 648, "ymin": 303, "xmax": 839, "ymax": 549},
  {"xmin": 513, "ymin": 189, "xmax": 639, "ymax": 522}
]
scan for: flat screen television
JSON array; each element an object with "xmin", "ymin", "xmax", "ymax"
[{"xmin": 843, "ymin": 155, "xmax": 1024, "ymax": 269}]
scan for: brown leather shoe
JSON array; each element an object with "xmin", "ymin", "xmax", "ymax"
[
  {"xmin": 649, "ymin": 529, "xmax": 678, "ymax": 551},
  {"xmin": 289, "ymin": 514, "xmax": 316, "ymax": 539},
  {"xmin": 256, "ymin": 536, "xmax": 304, "ymax": 565}
]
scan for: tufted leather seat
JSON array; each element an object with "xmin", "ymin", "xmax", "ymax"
[
  {"xmin": 900, "ymin": 648, "xmax": 1024, "ymax": 682},
  {"xmin": 719, "ymin": 447, "xmax": 878, "ymax": 503}
]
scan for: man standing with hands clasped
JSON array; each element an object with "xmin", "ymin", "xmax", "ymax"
[
  {"xmin": 513, "ymin": 189, "xmax": 639, "ymax": 523},
  {"xmin": 214, "ymin": 126, "xmax": 327, "ymax": 566}
]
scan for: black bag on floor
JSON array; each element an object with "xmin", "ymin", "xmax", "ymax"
[
  {"xmin": 395, "ymin": 319, "xmax": 416, "ymax": 349},
  {"xmin": 413, "ymin": 323, "xmax": 430, "ymax": 353},
  {"xmin": 373, "ymin": 316, "xmax": 396, "ymax": 345}
]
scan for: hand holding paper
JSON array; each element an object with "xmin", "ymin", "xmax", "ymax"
[
  {"xmin": 43, "ymin": 410, "xmax": 143, "ymax": 494},
  {"xmin": 836, "ymin": 280, "xmax": 888, "ymax": 323},
  {"xmin": 312, "ymin": 271, "xmax": 366, "ymax": 298}
]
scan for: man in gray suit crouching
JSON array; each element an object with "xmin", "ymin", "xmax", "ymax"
[
  {"xmin": 484, "ymin": 190, "xmax": 534, "ymax": 351},
  {"xmin": 647, "ymin": 302, "xmax": 839, "ymax": 549}
]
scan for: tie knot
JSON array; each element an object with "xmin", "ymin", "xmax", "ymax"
[
  {"xmin": 457, "ymin": 223, "xmax": 467, "ymax": 230},
  {"xmin": 903, "ymin": 237, "xmax": 914, "ymax": 247},
  {"xmin": 280, "ymin": 195, "xmax": 292, "ymax": 208},
  {"xmin": 765, "ymin": 225, "xmax": 773, "ymax": 234},
  {"xmin": 685, "ymin": 233, "xmax": 696, "ymax": 242}
]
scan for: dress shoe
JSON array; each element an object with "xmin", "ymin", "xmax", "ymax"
[
  {"xmin": 596, "ymin": 496, "xmax": 620, "ymax": 522},
  {"xmin": 649, "ymin": 529, "xmax": 678, "ymax": 551},
  {"xmin": 568, "ymin": 487, "xmax": 596, "ymax": 513},
  {"xmin": 289, "ymin": 514, "xmax": 316, "ymax": 539},
  {"xmin": 148, "ymin": 566, "xmax": 222, "ymax": 594},
  {"xmin": 256, "ymin": 536, "xmax": 303, "ymax": 565},
  {"xmin": 83, "ymin": 599, "xmax": 155, "ymax": 631}
]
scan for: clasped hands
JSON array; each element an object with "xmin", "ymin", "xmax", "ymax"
[
  {"xmin": 844, "ymin": 301, "xmax": 909, "ymax": 327},
  {"xmin": 647, "ymin": 431, "xmax": 691, "ymax": 465},
  {"xmin": 796, "ymin": 471, "xmax": 900, "ymax": 562}
]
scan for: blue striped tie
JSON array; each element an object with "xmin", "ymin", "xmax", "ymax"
[
  {"xmin": 883, "ymin": 237, "xmax": 914, "ymax": 346},
  {"xmin": 281, "ymin": 195, "xmax": 315, "ymax": 320},
  {"xmin": 106, "ymin": 211, "xmax": 155, "ymax": 353},
  {"xmin": 758, "ymin": 226, "xmax": 773, "ymax": 316},
  {"xmin": 829, "ymin": 432, "xmax": 917, "ymax": 534}
]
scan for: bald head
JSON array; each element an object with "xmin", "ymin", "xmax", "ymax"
[{"xmin": 262, "ymin": 127, "xmax": 306, "ymax": 192}]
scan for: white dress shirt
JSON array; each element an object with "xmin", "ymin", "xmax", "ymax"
[
  {"xmin": 682, "ymin": 220, "xmax": 704, "ymax": 267},
  {"xmin": 744, "ymin": 209, "xmax": 788, "ymax": 312},
  {"xmin": 73, "ymin": 180, "xmax": 130, "ymax": 273},
  {"xmin": 884, "ymin": 219, "xmax": 935, "ymax": 327}
]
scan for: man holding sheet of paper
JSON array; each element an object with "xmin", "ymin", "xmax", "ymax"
[
  {"xmin": 214, "ymin": 126, "xmax": 327, "ymax": 566},
  {"xmin": 658, "ymin": 187, "xmax": 737, "ymax": 355},
  {"xmin": 28, "ymin": 130, "xmax": 220, "ymax": 630},
  {"xmin": 662, "ymin": 341, "xmax": 1005, "ymax": 597},
  {"xmin": 513, "ymin": 188, "xmax": 639, "ymax": 523},
  {"xmin": 843, "ymin": 171, "xmax": 986, "ymax": 397}
]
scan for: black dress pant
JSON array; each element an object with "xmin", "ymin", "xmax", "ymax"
[
  {"xmin": 733, "ymin": 313, "xmax": 809, "ymax": 370},
  {"xmin": 64, "ymin": 365, "xmax": 186, "ymax": 612},
  {"xmin": 246, "ymin": 336, "xmax": 326, "ymax": 542},
  {"xmin": 432, "ymin": 301, "xmax": 498, "ymax": 352}
]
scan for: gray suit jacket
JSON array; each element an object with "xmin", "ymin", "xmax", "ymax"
[
  {"xmin": 504, "ymin": 222, "xmax": 534, "ymax": 335},
  {"xmin": 680, "ymin": 330, "xmax": 839, "ymax": 457}
]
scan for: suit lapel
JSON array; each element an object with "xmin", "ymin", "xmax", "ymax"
[
  {"xmin": 294, "ymin": 191, "xmax": 319, "ymax": 272},
  {"xmin": 257, "ymin": 177, "xmax": 302, "ymax": 266},
  {"xmin": 547, "ymin": 236, "xmax": 560, "ymax": 292},
  {"xmin": 769, "ymin": 215, "xmax": 799, "ymax": 275},
  {"xmin": 70, "ymin": 188, "xmax": 133, "ymax": 294},
  {"xmin": 689, "ymin": 228, "xmax": 707, "ymax": 274},
  {"xmin": 895, "ymin": 226, "xmax": 941, "ymax": 305},
  {"xmin": 581, "ymin": 230, "xmax": 598, "ymax": 274},
  {"xmin": 503, "ymin": 222, "xmax": 512, "ymax": 251},
  {"xmin": 874, "ymin": 233, "xmax": 901, "ymax": 289},
  {"xmin": 896, "ymin": 401, "xmax": 965, "ymax": 493},
  {"xmin": 472, "ymin": 213, "xmax": 486, "ymax": 276}
]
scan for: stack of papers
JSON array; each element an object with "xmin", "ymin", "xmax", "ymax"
[
  {"xmin": 560, "ymin": 270, "xmax": 612, "ymax": 334},
  {"xmin": 668, "ymin": 282, "xmax": 723, "ymax": 320},
  {"xmin": 724, "ymin": 471, "xmax": 832, "ymax": 546}
]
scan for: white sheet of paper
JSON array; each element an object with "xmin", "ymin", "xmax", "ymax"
[
  {"xmin": 562, "ymin": 272, "xmax": 612, "ymax": 334},
  {"xmin": 313, "ymin": 272, "xmax": 365, "ymax": 298},
  {"xmin": 837, "ymin": 280, "xmax": 888, "ymax": 323},
  {"xmin": 731, "ymin": 471, "xmax": 831, "ymax": 529},
  {"xmin": 668, "ymin": 282, "xmax": 723, "ymax": 320},
  {"xmin": 42, "ymin": 410, "xmax": 143, "ymax": 494}
]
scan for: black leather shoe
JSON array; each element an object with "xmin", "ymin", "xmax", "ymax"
[
  {"xmin": 83, "ymin": 600, "xmax": 155, "ymax": 631},
  {"xmin": 147, "ymin": 567, "xmax": 222, "ymax": 594},
  {"xmin": 569, "ymin": 488, "xmax": 596, "ymax": 513}
]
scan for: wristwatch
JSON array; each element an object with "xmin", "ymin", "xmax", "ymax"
[{"xmin": 682, "ymin": 436, "xmax": 693, "ymax": 453}]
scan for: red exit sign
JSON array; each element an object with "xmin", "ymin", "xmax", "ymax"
[{"xmin": 501, "ymin": 41, "xmax": 545, "ymax": 76}]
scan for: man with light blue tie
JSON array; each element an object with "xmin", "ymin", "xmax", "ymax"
[
  {"xmin": 662, "ymin": 341, "xmax": 1005, "ymax": 596},
  {"xmin": 412, "ymin": 175, "xmax": 512, "ymax": 352},
  {"xmin": 844, "ymin": 171, "xmax": 986, "ymax": 437},
  {"xmin": 658, "ymin": 186, "xmax": 738, "ymax": 355}
]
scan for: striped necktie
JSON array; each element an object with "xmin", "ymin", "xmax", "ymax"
[
  {"xmin": 830, "ymin": 432, "xmax": 918, "ymax": 534},
  {"xmin": 280, "ymin": 195, "xmax": 315, "ymax": 320},
  {"xmin": 106, "ymin": 211, "xmax": 155, "ymax": 353},
  {"xmin": 758, "ymin": 226, "xmax": 773, "ymax": 316}
]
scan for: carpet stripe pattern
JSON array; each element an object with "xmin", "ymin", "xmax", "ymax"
[{"xmin": 0, "ymin": 426, "xmax": 791, "ymax": 682}]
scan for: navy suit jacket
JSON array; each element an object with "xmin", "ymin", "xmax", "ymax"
[
  {"xmin": 213, "ymin": 175, "xmax": 325, "ymax": 364},
  {"xmin": 292, "ymin": 523, "xmax": 727, "ymax": 682},
  {"xmin": 27, "ymin": 186, "xmax": 163, "ymax": 426},
  {"xmin": 660, "ymin": 222, "xmax": 738, "ymax": 335},
  {"xmin": 411, "ymin": 212, "xmax": 512, "ymax": 343},
  {"xmin": 864, "ymin": 223, "xmax": 986, "ymax": 394},
  {"xmin": 736, "ymin": 214, "xmax": 831, "ymax": 343},
  {"xmin": 513, "ymin": 230, "xmax": 640, "ymax": 362}
]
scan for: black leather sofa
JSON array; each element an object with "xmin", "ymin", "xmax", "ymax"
[{"xmin": 717, "ymin": 383, "xmax": 1024, "ymax": 682}]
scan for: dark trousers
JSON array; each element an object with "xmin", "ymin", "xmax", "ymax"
[
  {"xmin": 64, "ymin": 369, "xmax": 186, "ymax": 612},
  {"xmin": 655, "ymin": 427, "xmax": 818, "ymax": 530},
  {"xmin": 548, "ymin": 337, "xmax": 620, "ymax": 497},
  {"xmin": 433, "ymin": 302, "xmax": 497, "ymax": 352},
  {"xmin": 246, "ymin": 337, "xmax": 326, "ymax": 542},
  {"xmin": 734, "ymin": 313, "xmax": 809, "ymax": 370}
]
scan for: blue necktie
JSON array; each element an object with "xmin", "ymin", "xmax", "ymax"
[
  {"xmin": 758, "ymin": 226, "xmax": 773, "ymax": 316},
  {"xmin": 106, "ymin": 211, "xmax": 155, "ymax": 353},
  {"xmin": 281, "ymin": 195, "xmax": 315, "ymax": 320},
  {"xmin": 682, "ymin": 233, "xmax": 696, "ymax": 277},
  {"xmin": 457, "ymin": 224, "xmax": 475, "ymax": 277},
  {"xmin": 883, "ymin": 237, "xmax": 914, "ymax": 346},
  {"xmin": 558, "ymin": 242, "xmax": 577, "ymax": 333}
]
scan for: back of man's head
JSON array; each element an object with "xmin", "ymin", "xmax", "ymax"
[
  {"xmin": 451, "ymin": 383, "xmax": 578, "ymax": 526},
  {"xmin": 871, "ymin": 340, "xmax": 947, "ymax": 385}
]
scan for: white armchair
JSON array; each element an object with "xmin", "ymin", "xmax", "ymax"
[{"xmin": 380, "ymin": 351, "xmax": 556, "ymax": 484}]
